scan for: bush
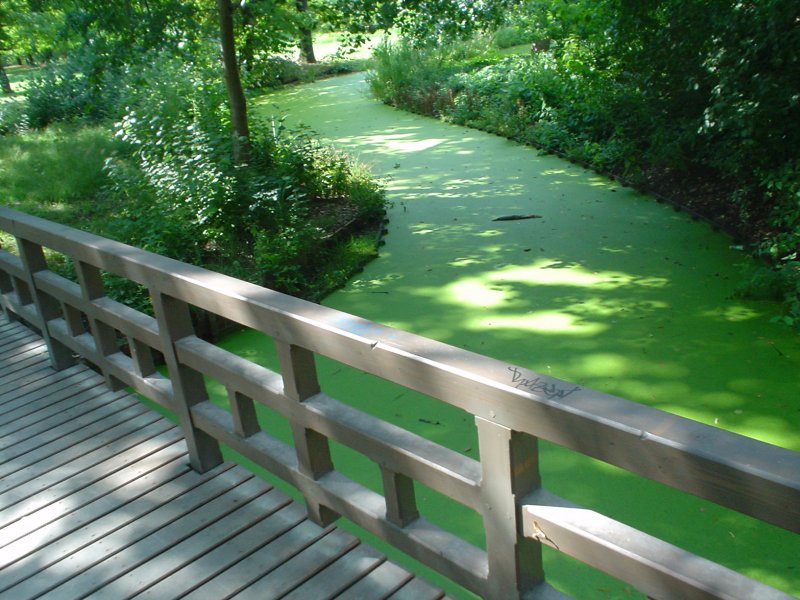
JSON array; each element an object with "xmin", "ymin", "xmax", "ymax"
[
  {"xmin": 0, "ymin": 100, "xmax": 28, "ymax": 135},
  {"xmin": 491, "ymin": 26, "xmax": 528, "ymax": 49},
  {"xmin": 26, "ymin": 44, "xmax": 125, "ymax": 128},
  {"xmin": 244, "ymin": 56, "xmax": 307, "ymax": 89},
  {"xmin": 102, "ymin": 53, "xmax": 385, "ymax": 303},
  {"xmin": 368, "ymin": 39, "xmax": 484, "ymax": 116}
]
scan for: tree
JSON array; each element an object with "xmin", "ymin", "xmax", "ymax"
[
  {"xmin": 317, "ymin": 0, "xmax": 514, "ymax": 45},
  {"xmin": 295, "ymin": 0, "xmax": 316, "ymax": 63},
  {"xmin": 218, "ymin": 0, "xmax": 250, "ymax": 163},
  {"xmin": 0, "ymin": 61, "xmax": 11, "ymax": 94},
  {"xmin": 0, "ymin": 8, "xmax": 13, "ymax": 93}
]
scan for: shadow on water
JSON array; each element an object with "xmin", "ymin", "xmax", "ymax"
[{"xmin": 231, "ymin": 73, "xmax": 800, "ymax": 598}]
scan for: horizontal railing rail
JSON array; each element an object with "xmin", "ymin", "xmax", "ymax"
[{"xmin": 1, "ymin": 205, "xmax": 797, "ymax": 599}]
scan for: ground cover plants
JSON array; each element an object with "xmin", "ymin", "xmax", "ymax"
[{"xmin": 367, "ymin": 0, "xmax": 800, "ymax": 326}]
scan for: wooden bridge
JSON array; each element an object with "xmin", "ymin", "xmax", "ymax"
[{"xmin": 0, "ymin": 206, "xmax": 798, "ymax": 599}]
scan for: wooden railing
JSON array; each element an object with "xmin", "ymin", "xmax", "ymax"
[{"xmin": 0, "ymin": 206, "xmax": 797, "ymax": 600}]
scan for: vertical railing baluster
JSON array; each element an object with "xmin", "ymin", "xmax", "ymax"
[
  {"xmin": 129, "ymin": 336, "xmax": 156, "ymax": 377},
  {"xmin": 74, "ymin": 261, "xmax": 125, "ymax": 389},
  {"xmin": 381, "ymin": 468, "xmax": 419, "ymax": 527},
  {"xmin": 151, "ymin": 292, "xmax": 223, "ymax": 473},
  {"xmin": 0, "ymin": 266, "xmax": 14, "ymax": 320},
  {"xmin": 276, "ymin": 341, "xmax": 338, "ymax": 526},
  {"xmin": 476, "ymin": 417, "xmax": 544, "ymax": 599},
  {"xmin": 11, "ymin": 274, "xmax": 33, "ymax": 307},
  {"xmin": 63, "ymin": 303, "xmax": 85, "ymax": 337},
  {"xmin": 228, "ymin": 389, "xmax": 260, "ymax": 437},
  {"xmin": 16, "ymin": 238, "xmax": 74, "ymax": 370}
]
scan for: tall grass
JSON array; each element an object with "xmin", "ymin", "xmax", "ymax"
[{"xmin": 0, "ymin": 124, "xmax": 122, "ymax": 231}]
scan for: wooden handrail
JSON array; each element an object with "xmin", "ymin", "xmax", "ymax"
[{"xmin": 1, "ymin": 205, "xmax": 797, "ymax": 599}]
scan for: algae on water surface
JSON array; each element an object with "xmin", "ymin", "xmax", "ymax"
[{"xmin": 214, "ymin": 73, "xmax": 800, "ymax": 599}]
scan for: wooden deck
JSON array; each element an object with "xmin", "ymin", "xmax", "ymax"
[{"xmin": 0, "ymin": 315, "xmax": 449, "ymax": 600}]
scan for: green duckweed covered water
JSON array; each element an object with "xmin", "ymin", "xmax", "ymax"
[{"xmin": 215, "ymin": 73, "xmax": 799, "ymax": 599}]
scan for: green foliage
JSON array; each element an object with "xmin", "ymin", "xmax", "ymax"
[
  {"xmin": 243, "ymin": 55, "xmax": 370, "ymax": 90},
  {"xmin": 0, "ymin": 98, "xmax": 27, "ymax": 135},
  {"xmin": 368, "ymin": 39, "xmax": 491, "ymax": 115},
  {"xmin": 491, "ymin": 26, "xmax": 528, "ymax": 49},
  {"xmin": 25, "ymin": 44, "xmax": 125, "ymax": 128},
  {"xmin": 320, "ymin": 0, "xmax": 514, "ymax": 45},
  {"xmin": 99, "ymin": 53, "xmax": 385, "ymax": 302},
  {"xmin": 0, "ymin": 124, "xmax": 121, "ymax": 213},
  {"xmin": 369, "ymin": 0, "xmax": 800, "ymax": 322},
  {"xmin": 738, "ymin": 260, "xmax": 800, "ymax": 328},
  {"xmin": 0, "ymin": 0, "xmax": 389, "ymax": 313},
  {"xmin": 245, "ymin": 57, "xmax": 308, "ymax": 88}
]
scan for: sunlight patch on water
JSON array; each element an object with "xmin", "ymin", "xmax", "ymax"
[
  {"xmin": 448, "ymin": 279, "xmax": 509, "ymax": 307},
  {"xmin": 343, "ymin": 132, "xmax": 447, "ymax": 153},
  {"xmin": 494, "ymin": 262, "xmax": 629, "ymax": 288},
  {"xmin": 445, "ymin": 260, "xmax": 662, "ymax": 297},
  {"xmin": 701, "ymin": 304, "xmax": 763, "ymax": 322},
  {"xmin": 468, "ymin": 311, "xmax": 608, "ymax": 336}
]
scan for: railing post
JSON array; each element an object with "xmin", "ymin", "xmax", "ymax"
[
  {"xmin": 74, "ymin": 261, "xmax": 126, "ymax": 390},
  {"xmin": 151, "ymin": 292, "xmax": 223, "ymax": 473},
  {"xmin": 276, "ymin": 341, "xmax": 338, "ymax": 526},
  {"xmin": 15, "ymin": 238, "xmax": 74, "ymax": 370},
  {"xmin": 476, "ymin": 417, "xmax": 544, "ymax": 599}
]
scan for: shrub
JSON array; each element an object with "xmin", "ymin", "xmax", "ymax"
[
  {"xmin": 0, "ymin": 100, "xmax": 28, "ymax": 135},
  {"xmin": 102, "ymin": 53, "xmax": 385, "ymax": 303},
  {"xmin": 244, "ymin": 57, "xmax": 307, "ymax": 89},
  {"xmin": 491, "ymin": 26, "xmax": 528, "ymax": 49},
  {"xmin": 26, "ymin": 45, "xmax": 124, "ymax": 128}
]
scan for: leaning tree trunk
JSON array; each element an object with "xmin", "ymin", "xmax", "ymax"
[
  {"xmin": 217, "ymin": 0, "xmax": 250, "ymax": 163},
  {"xmin": 0, "ymin": 62, "xmax": 12, "ymax": 94},
  {"xmin": 296, "ymin": 0, "xmax": 316, "ymax": 63}
]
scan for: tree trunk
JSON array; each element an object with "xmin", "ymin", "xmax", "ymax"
[
  {"xmin": 217, "ymin": 0, "xmax": 250, "ymax": 163},
  {"xmin": 296, "ymin": 0, "xmax": 316, "ymax": 63},
  {"xmin": 0, "ymin": 62, "xmax": 12, "ymax": 94}
]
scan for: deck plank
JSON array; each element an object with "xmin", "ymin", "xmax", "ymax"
[
  {"xmin": 0, "ymin": 431, "xmax": 186, "ymax": 536},
  {"xmin": 40, "ymin": 476, "xmax": 270, "ymax": 600},
  {"xmin": 0, "ymin": 387, "xmax": 130, "ymax": 448},
  {"xmin": 335, "ymin": 560, "xmax": 415, "ymax": 599},
  {"xmin": 0, "ymin": 416, "xmax": 172, "ymax": 506},
  {"xmin": 0, "ymin": 444, "xmax": 188, "ymax": 552},
  {"xmin": 0, "ymin": 330, "xmax": 47, "ymax": 354},
  {"xmin": 0, "ymin": 359, "xmax": 53, "ymax": 405},
  {"xmin": 0, "ymin": 316, "xmax": 449, "ymax": 600},
  {"xmin": 0, "ymin": 392, "xmax": 139, "ymax": 461},
  {"xmin": 0, "ymin": 465, "xmax": 236, "ymax": 594},
  {"xmin": 0, "ymin": 368, "xmax": 106, "ymax": 419},
  {"xmin": 0, "ymin": 376, "xmax": 118, "ymax": 436},
  {"xmin": 232, "ymin": 528, "xmax": 361, "ymax": 599},
  {"xmin": 90, "ymin": 487, "xmax": 292, "ymax": 599},
  {"xmin": 0, "ymin": 352, "xmax": 50, "ymax": 385},
  {"xmin": 182, "ymin": 519, "xmax": 331, "ymax": 600},
  {"xmin": 389, "ymin": 577, "xmax": 448, "ymax": 600},
  {"xmin": 282, "ymin": 543, "xmax": 387, "ymax": 600},
  {"xmin": 134, "ymin": 502, "xmax": 309, "ymax": 599}
]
